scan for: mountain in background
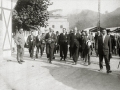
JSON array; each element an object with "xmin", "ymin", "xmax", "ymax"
[{"xmin": 67, "ymin": 7, "xmax": 120, "ymax": 30}]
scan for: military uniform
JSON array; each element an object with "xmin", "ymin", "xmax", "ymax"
[{"xmin": 14, "ymin": 32, "xmax": 25, "ymax": 63}]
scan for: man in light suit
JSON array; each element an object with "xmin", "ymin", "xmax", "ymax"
[
  {"xmin": 14, "ymin": 28, "xmax": 25, "ymax": 64},
  {"xmin": 45, "ymin": 28, "xmax": 56, "ymax": 64},
  {"xmin": 98, "ymin": 29, "xmax": 112, "ymax": 73}
]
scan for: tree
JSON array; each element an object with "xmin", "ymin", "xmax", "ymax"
[{"xmin": 12, "ymin": 0, "xmax": 52, "ymax": 32}]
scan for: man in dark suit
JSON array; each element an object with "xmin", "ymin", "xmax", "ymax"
[
  {"xmin": 54, "ymin": 31, "xmax": 60, "ymax": 54},
  {"xmin": 45, "ymin": 28, "xmax": 56, "ymax": 64},
  {"xmin": 68, "ymin": 29, "xmax": 74, "ymax": 59},
  {"xmin": 58, "ymin": 28, "xmax": 68, "ymax": 61},
  {"xmin": 36, "ymin": 31, "xmax": 45, "ymax": 58},
  {"xmin": 98, "ymin": 29, "xmax": 112, "ymax": 73},
  {"xmin": 27, "ymin": 31, "xmax": 36, "ymax": 58},
  {"xmin": 70, "ymin": 27, "xmax": 80, "ymax": 65},
  {"xmin": 81, "ymin": 31, "xmax": 87, "ymax": 60},
  {"xmin": 95, "ymin": 30, "xmax": 101, "ymax": 56}
]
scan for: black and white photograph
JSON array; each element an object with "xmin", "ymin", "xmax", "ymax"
[{"xmin": 0, "ymin": 0, "xmax": 120, "ymax": 90}]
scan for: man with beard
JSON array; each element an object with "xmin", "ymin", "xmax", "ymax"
[{"xmin": 58, "ymin": 28, "xmax": 68, "ymax": 61}]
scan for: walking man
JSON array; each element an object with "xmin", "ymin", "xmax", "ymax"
[
  {"xmin": 36, "ymin": 31, "xmax": 45, "ymax": 58},
  {"xmin": 98, "ymin": 29, "xmax": 112, "ymax": 73},
  {"xmin": 45, "ymin": 28, "xmax": 56, "ymax": 64},
  {"xmin": 14, "ymin": 28, "xmax": 25, "ymax": 64},
  {"xmin": 70, "ymin": 27, "xmax": 80, "ymax": 65},
  {"xmin": 58, "ymin": 28, "xmax": 68, "ymax": 61},
  {"xmin": 27, "ymin": 31, "xmax": 36, "ymax": 58}
]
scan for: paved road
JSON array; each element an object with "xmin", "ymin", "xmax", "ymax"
[{"xmin": 0, "ymin": 51, "xmax": 120, "ymax": 90}]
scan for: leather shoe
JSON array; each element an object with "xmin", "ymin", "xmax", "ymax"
[
  {"xmin": 98, "ymin": 69, "xmax": 103, "ymax": 71},
  {"xmin": 107, "ymin": 70, "xmax": 112, "ymax": 73},
  {"xmin": 60, "ymin": 57, "xmax": 63, "ymax": 61},
  {"xmin": 18, "ymin": 61, "xmax": 22, "ymax": 64},
  {"xmin": 20, "ymin": 60, "xmax": 25, "ymax": 62}
]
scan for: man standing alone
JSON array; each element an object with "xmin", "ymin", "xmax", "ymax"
[
  {"xmin": 98, "ymin": 29, "xmax": 112, "ymax": 73},
  {"xmin": 14, "ymin": 28, "xmax": 25, "ymax": 64}
]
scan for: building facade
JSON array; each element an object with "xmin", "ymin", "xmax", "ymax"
[{"xmin": 44, "ymin": 9, "xmax": 69, "ymax": 33}]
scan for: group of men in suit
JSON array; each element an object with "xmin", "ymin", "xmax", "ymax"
[{"xmin": 14, "ymin": 27, "xmax": 113, "ymax": 73}]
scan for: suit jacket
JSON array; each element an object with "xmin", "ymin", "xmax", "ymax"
[
  {"xmin": 98, "ymin": 35, "xmax": 111, "ymax": 55},
  {"xmin": 14, "ymin": 32, "xmax": 25, "ymax": 48},
  {"xmin": 45, "ymin": 32, "xmax": 56, "ymax": 48},
  {"xmin": 69, "ymin": 33, "xmax": 80, "ymax": 48},
  {"xmin": 27, "ymin": 35, "xmax": 36, "ymax": 47},
  {"xmin": 81, "ymin": 35, "xmax": 87, "ymax": 50},
  {"xmin": 58, "ymin": 33, "xmax": 68, "ymax": 45},
  {"xmin": 36, "ymin": 35, "xmax": 45, "ymax": 47}
]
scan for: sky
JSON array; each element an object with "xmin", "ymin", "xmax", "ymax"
[{"xmin": 48, "ymin": 0, "xmax": 120, "ymax": 14}]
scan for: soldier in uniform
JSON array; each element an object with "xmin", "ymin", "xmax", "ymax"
[
  {"xmin": 45, "ymin": 28, "xmax": 56, "ymax": 64},
  {"xmin": 58, "ymin": 28, "xmax": 68, "ymax": 61},
  {"xmin": 14, "ymin": 28, "xmax": 25, "ymax": 64},
  {"xmin": 27, "ymin": 31, "xmax": 36, "ymax": 58}
]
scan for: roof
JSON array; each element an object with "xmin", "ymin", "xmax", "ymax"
[
  {"xmin": 106, "ymin": 27, "xmax": 120, "ymax": 32},
  {"xmin": 89, "ymin": 27, "xmax": 105, "ymax": 32}
]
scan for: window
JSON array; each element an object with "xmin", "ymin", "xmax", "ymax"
[
  {"xmin": 60, "ymin": 25, "xmax": 63, "ymax": 28},
  {"xmin": 52, "ymin": 25, "xmax": 55, "ymax": 28}
]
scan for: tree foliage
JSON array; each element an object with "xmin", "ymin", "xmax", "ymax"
[{"xmin": 12, "ymin": 0, "xmax": 52, "ymax": 32}]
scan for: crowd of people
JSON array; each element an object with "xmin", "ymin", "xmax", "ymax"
[{"xmin": 14, "ymin": 27, "xmax": 120, "ymax": 74}]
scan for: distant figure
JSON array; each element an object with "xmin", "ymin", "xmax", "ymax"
[
  {"xmin": 45, "ymin": 28, "xmax": 56, "ymax": 64},
  {"xmin": 27, "ymin": 31, "xmax": 36, "ymax": 58},
  {"xmin": 98, "ymin": 29, "xmax": 112, "ymax": 73},
  {"xmin": 54, "ymin": 31, "xmax": 60, "ymax": 54},
  {"xmin": 117, "ymin": 34, "xmax": 120, "ymax": 57},
  {"xmin": 14, "ymin": 28, "xmax": 25, "ymax": 64}
]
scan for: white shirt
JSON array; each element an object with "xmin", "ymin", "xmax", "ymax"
[
  {"xmin": 103, "ymin": 34, "xmax": 106, "ymax": 43},
  {"xmin": 49, "ymin": 32, "xmax": 52, "ymax": 36}
]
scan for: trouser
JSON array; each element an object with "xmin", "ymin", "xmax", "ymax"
[
  {"xmin": 29, "ymin": 46, "xmax": 35, "ymax": 58},
  {"xmin": 85, "ymin": 49, "xmax": 91, "ymax": 64},
  {"xmin": 69, "ymin": 46, "xmax": 73, "ymax": 58},
  {"xmin": 119, "ymin": 48, "xmax": 120, "ymax": 57},
  {"xmin": 60, "ymin": 42, "xmax": 68, "ymax": 59},
  {"xmin": 36, "ymin": 44, "xmax": 45, "ymax": 57},
  {"xmin": 72, "ymin": 46, "xmax": 79, "ymax": 63},
  {"xmin": 46, "ymin": 44, "xmax": 54, "ymax": 62},
  {"xmin": 17, "ymin": 45, "xmax": 24, "ymax": 61},
  {"xmin": 99, "ymin": 54, "xmax": 111, "ymax": 71}
]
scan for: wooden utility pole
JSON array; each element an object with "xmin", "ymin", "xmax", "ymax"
[{"xmin": 98, "ymin": 0, "xmax": 101, "ymax": 31}]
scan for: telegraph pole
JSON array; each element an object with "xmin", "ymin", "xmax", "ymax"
[{"xmin": 98, "ymin": 0, "xmax": 101, "ymax": 31}]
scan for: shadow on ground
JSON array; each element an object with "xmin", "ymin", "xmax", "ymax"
[{"xmin": 42, "ymin": 63, "xmax": 120, "ymax": 90}]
